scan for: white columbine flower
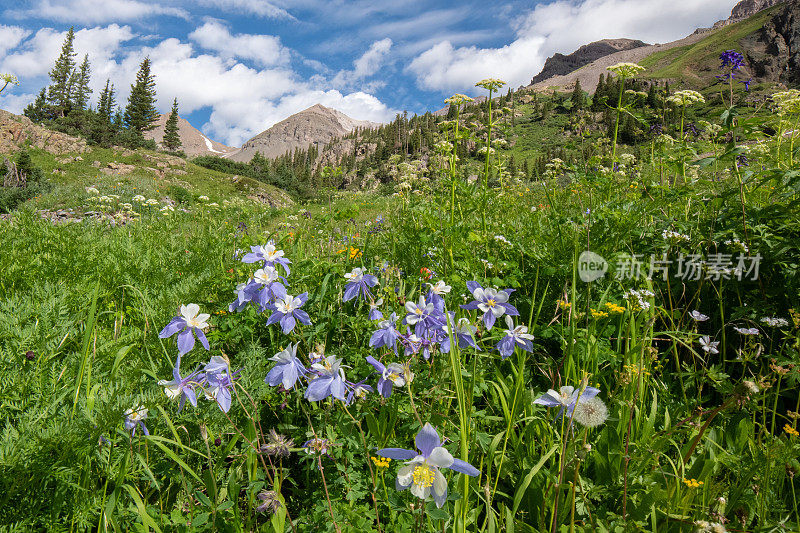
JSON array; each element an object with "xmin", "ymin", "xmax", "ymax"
[
  {"xmin": 344, "ymin": 267, "xmax": 364, "ymax": 282},
  {"xmin": 254, "ymin": 266, "xmax": 279, "ymax": 285},
  {"xmin": 180, "ymin": 304, "xmax": 210, "ymax": 329},
  {"xmin": 429, "ymin": 280, "xmax": 451, "ymax": 295}
]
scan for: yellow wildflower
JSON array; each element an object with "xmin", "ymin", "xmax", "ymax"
[{"xmin": 784, "ymin": 424, "xmax": 799, "ymax": 437}]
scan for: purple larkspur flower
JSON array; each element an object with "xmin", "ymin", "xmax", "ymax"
[
  {"xmin": 265, "ymin": 344, "xmax": 307, "ymax": 390},
  {"xmin": 365, "ymin": 355, "xmax": 406, "ymax": 398},
  {"xmin": 377, "ymin": 423, "xmax": 479, "ymax": 508},
  {"xmin": 370, "ymin": 313, "xmax": 400, "ymax": 353},
  {"xmin": 305, "ymin": 355, "xmax": 347, "ymax": 402},
  {"xmin": 203, "ymin": 356, "xmax": 239, "ymax": 413},
  {"xmin": 159, "ymin": 303, "xmax": 211, "ymax": 356},
  {"xmin": 720, "ymin": 49, "xmax": 744, "ymax": 70},
  {"xmin": 533, "ymin": 385, "xmax": 600, "ymax": 418},
  {"xmin": 343, "ymin": 267, "xmax": 379, "ymax": 302},
  {"xmin": 158, "ymin": 356, "xmax": 199, "ymax": 411},
  {"xmin": 460, "ymin": 281, "xmax": 519, "ymax": 330},
  {"xmin": 241, "ymin": 242, "xmax": 291, "ymax": 275},
  {"xmin": 495, "ymin": 315, "xmax": 534, "ymax": 359},
  {"xmin": 266, "ymin": 285, "xmax": 311, "ymax": 334},
  {"xmin": 124, "ymin": 406, "xmax": 149, "ymax": 436}
]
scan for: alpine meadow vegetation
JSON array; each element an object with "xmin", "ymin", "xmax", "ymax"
[{"xmin": 1, "ymin": 49, "xmax": 800, "ymax": 533}]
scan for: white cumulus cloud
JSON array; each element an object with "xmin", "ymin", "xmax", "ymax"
[
  {"xmin": 331, "ymin": 38, "xmax": 393, "ymax": 90},
  {"xmin": 189, "ymin": 20, "xmax": 290, "ymax": 67},
  {"xmin": 0, "ymin": 25, "xmax": 31, "ymax": 57}
]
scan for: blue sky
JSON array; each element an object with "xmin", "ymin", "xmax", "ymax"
[{"xmin": 0, "ymin": 0, "xmax": 739, "ymax": 146}]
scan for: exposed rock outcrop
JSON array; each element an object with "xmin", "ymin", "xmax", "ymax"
[
  {"xmin": 742, "ymin": 0, "xmax": 800, "ymax": 85},
  {"xmin": 529, "ymin": 39, "xmax": 648, "ymax": 85},
  {"xmin": 0, "ymin": 109, "xmax": 87, "ymax": 155}
]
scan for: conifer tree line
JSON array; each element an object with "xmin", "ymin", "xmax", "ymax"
[{"xmin": 23, "ymin": 27, "xmax": 181, "ymax": 152}]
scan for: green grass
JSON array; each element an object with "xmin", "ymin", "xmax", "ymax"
[{"xmin": 640, "ymin": 5, "xmax": 783, "ymax": 81}]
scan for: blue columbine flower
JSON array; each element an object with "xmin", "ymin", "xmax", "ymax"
[
  {"xmin": 404, "ymin": 295, "xmax": 445, "ymax": 336},
  {"xmin": 305, "ymin": 355, "xmax": 347, "ymax": 402},
  {"xmin": 266, "ymin": 285, "xmax": 311, "ymax": 334},
  {"xmin": 158, "ymin": 356, "xmax": 199, "ymax": 411},
  {"xmin": 460, "ymin": 281, "xmax": 519, "ymax": 330},
  {"xmin": 159, "ymin": 303, "xmax": 211, "ymax": 355},
  {"xmin": 368, "ymin": 298, "xmax": 384, "ymax": 320},
  {"xmin": 533, "ymin": 385, "xmax": 600, "ymax": 418},
  {"xmin": 427, "ymin": 280, "xmax": 451, "ymax": 312},
  {"xmin": 265, "ymin": 344, "xmax": 307, "ymax": 390},
  {"xmin": 250, "ymin": 266, "xmax": 287, "ymax": 311},
  {"xmin": 345, "ymin": 379, "xmax": 374, "ymax": 405},
  {"xmin": 241, "ymin": 242, "xmax": 291, "ymax": 275},
  {"xmin": 370, "ymin": 313, "xmax": 400, "ymax": 353},
  {"xmin": 496, "ymin": 315, "xmax": 535, "ymax": 359},
  {"xmin": 229, "ymin": 282, "xmax": 253, "ymax": 313},
  {"xmin": 365, "ymin": 355, "xmax": 407, "ymax": 398},
  {"xmin": 377, "ymin": 423, "xmax": 480, "ymax": 508},
  {"xmin": 203, "ymin": 356, "xmax": 238, "ymax": 413},
  {"xmin": 124, "ymin": 406, "xmax": 149, "ymax": 436},
  {"xmin": 440, "ymin": 315, "xmax": 480, "ymax": 353},
  {"xmin": 343, "ymin": 267, "xmax": 379, "ymax": 302}
]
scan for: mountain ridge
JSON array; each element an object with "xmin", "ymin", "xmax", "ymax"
[
  {"xmin": 145, "ymin": 113, "xmax": 235, "ymax": 157},
  {"xmin": 226, "ymin": 103, "xmax": 380, "ymax": 163}
]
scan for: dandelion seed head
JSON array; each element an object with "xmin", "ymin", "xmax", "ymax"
[{"xmin": 572, "ymin": 397, "xmax": 608, "ymax": 428}]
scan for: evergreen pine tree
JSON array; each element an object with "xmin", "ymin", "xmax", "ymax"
[
  {"xmin": 591, "ymin": 74, "xmax": 606, "ymax": 111},
  {"xmin": 23, "ymin": 89, "xmax": 49, "ymax": 122},
  {"xmin": 71, "ymin": 54, "xmax": 92, "ymax": 110},
  {"xmin": 98, "ymin": 79, "xmax": 116, "ymax": 122},
  {"xmin": 162, "ymin": 98, "xmax": 182, "ymax": 152},
  {"xmin": 124, "ymin": 57, "xmax": 159, "ymax": 135},
  {"xmin": 570, "ymin": 79, "xmax": 586, "ymax": 111},
  {"xmin": 47, "ymin": 27, "xmax": 77, "ymax": 117}
]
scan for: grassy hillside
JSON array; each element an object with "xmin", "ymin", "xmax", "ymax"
[
  {"xmin": 3, "ymin": 143, "xmax": 292, "ymax": 215},
  {"xmin": 640, "ymin": 5, "xmax": 783, "ymax": 82}
]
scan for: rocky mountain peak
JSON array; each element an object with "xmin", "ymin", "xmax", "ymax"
[
  {"xmin": 529, "ymin": 38, "xmax": 648, "ymax": 86},
  {"xmin": 227, "ymin": 104, "xmax": 380, "ymax": 163},
  {"xmin": 145, "ymin": 113, "xmax": 235, "ymax": 157}
]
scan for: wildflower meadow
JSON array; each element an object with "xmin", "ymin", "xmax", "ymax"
[{"xmin": 2, "ymin": 59, "xmax": 800, "ymax": 533}]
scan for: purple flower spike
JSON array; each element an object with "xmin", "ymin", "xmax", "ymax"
[
  {"xmin": 159, "ymin": 304, "xmax": 211, "ymax": 356},
  {"xmin": 343, "ymin": 267, "xmax": 379, "ymax": 302},
  {"xmin": 460, "ymin": 281, "xmax": 519, "ymax": 330},
  {"xmin": 533, "ymin": 385, "xmax": 600, "ymax": 418},
  {"xmin": 265, "ymin": 344, "xmax": 307, "ymax": 390},
  {"xmin": 377, "ymin": 423, "xmax": 479, "ymax": 508}
]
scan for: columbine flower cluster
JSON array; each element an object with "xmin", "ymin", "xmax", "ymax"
[
  {"xmin": 227, "ymin": 242, "xmax": 311, "ymax": 334},
  {"xmin": 534, "ymin": 384, "xmax": 607, "ymax": 428}
]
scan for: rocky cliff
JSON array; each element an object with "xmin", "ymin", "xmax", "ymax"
[
  {"xmin": 742, "ymin": 0, "xmax": 800, "ymax": 85},
  {"xmin": 529, "ymin": 39, "xmax": 648, "ymax": 85},
  {"xmin": 0, "ymin": 109, "xmax": 87, "ymax": 156}
]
